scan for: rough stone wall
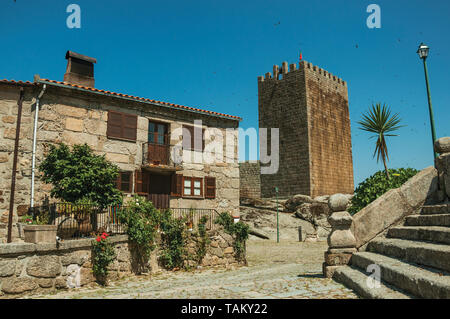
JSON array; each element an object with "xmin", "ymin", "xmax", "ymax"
[
  {"xmin": 0, "ymin": 83, "xmax": 240, "ymax": 242},
  {"xmin": 257, "ymin": 60, "xmax": 354, "ymax": 198},
  {"xmin": 239, "ymin": 161, "xmax": 261, "ymax": 199},
  {"xmin": 303, "ymin": 63, "xmax": 354, "ymax": 197},
  {"xmin": 0, "ymin": 228, "xmax": 243, "ymax": 298},
  {"xmin": 0, "ymin": 85, "xmax": 36, "ymax": 242}
]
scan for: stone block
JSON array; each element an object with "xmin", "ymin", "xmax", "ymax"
[
  {"xmin": 24, "ymin": 225, "xmax": 57, "ymax": 244},
  {"xmin": 324, "ymin": 252, "xmax": 352, "ymax": 266},
  {"xmin": 1, "ymin": 277, "xmax": 38, "ymax": 294},
  {"xmin": 224, "ymin": 247, "xmax": 233, "ymax": 254},
  {"xmin": 26, "ymin": 255, "xmax": 61, "ymax": 278},
  {"xmin": 434, "ymin": 137, "xmax": 450, "ymax": 154},
  {"xmin": 328, "ymin": 194, "xmax": 349, "ymax": 212},
  {"xmin": 65, "ymin": 118, "xmax": 84, "ymax": 132},
  {"xmin": 0, "ymin": 260, "xmax": 16, "ymax": 277},
  {"xmin": 36, "ymin": 278, "xmax": 54, "ymax": 288},
  {"xmin": 2, "ymin": 115, "xmax": 15, "ymax": 124},
  {"xmin": 398, "ymin": 166, "xmax": 438, "ymax": 209},
  {"xmin": 55, "ymin": 105, "xmax": 87, "ymax": 118},
  {"xmin": 323, "ymin": 263, "xmax": 342, "ymax": 279}
]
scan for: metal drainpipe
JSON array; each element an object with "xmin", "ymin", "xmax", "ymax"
[
  {"xmin": 7, "ymin": 87, "xmax": 25, "ymax": 243},
  {"xmin": 30, "ymin": 84, "xmax": 47, "ymax": 208}
]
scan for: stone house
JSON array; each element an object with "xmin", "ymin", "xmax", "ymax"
[{"xmin": 0, "ymin": 51, "xmax": 241, "ymax": 242}]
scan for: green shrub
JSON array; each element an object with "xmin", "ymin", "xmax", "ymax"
[
  {"xmin": 348, "ymin": 168, "xmax": 419, "ymax": 215},
  {"xmin": 91, "ymin": 233, "xmax": 116, "ymax": 285},
  {"xmin": 39, "ymin": 143, "xmax": 122, "ymax": 208},
  {"xmin": 159, "ymin": 210, "xmax": 188, "ymax": 270},
  {"xmin": 215, "ymin": 212, "xmax": 249, "ymax": 262},
  {"xmin": 117, "ymin": 196, "xmax": 161, "ymax": 269},
  {"xmin": 195, "ymin": 216, "xmax": 210, "ymax": 264}
]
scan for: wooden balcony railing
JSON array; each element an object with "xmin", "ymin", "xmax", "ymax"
[{"xmin": 142, "ymin": 142, "xmax": 170, "ymax": 166}]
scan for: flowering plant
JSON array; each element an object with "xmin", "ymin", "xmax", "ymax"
[{"xmin": 91, "ymin": 232, "xmax": 116, "ymax": 284}]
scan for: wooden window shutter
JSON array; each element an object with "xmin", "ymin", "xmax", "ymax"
[
  {"xmin": 123, "ymin": 113, "xmax": 137, "ymax": 141},
  {"xmin": 107, "ymin": 110, "xmax": 137, "ymax": 141},
  {"xmin": 135, "ymin": 170, "xmax": 143, "ymax": 194},
  {"xmin": 107, "ymin": 111, "xmax": 123, "ymax": 139},
  {"xmin": 204, "ymin": 176, "xmax": 216, "ymax": 199},
  {"xmin": 171, "ymin": 174, "xmax": 183, "ymax": 197}
]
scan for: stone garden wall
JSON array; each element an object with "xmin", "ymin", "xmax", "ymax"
[
  {"xmin": 351, "ymin": 166, "xmax": 438, "ymax": 250},
  {"xmin": 0, "ymin": 228, "xmax": 243, "ymax": 298}
]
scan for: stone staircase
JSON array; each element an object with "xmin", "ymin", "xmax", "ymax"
[{"xmin": 333, "ymin": 202, "xmax": 450, "ymax": 299}]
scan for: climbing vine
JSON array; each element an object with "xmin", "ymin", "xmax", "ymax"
[
  {"xmin": 117, "ymin": 196, "xmax": 161, "ymax": 272},
  {"xmin": 159, "ymin": 210, "xmax": 188, "ymax": 270},
  {"xmin": 195, "ymin": 216, "xmax": 210, "ymax": 264},
  {"xmin": 215, "ymin": 212, "xmax": 249, "ymax": 262}
]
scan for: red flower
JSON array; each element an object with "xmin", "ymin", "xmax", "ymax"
[
  {"xmin": 101, "ymin": 235, "xmax": 106, "ymax": 240},
  {"xmin": 96, "ymin": 236, "xmax": 101, "ymax": 242},
  {"xmin": 102, "ymin": 232, "xmax": 109, "ymax": 237}
]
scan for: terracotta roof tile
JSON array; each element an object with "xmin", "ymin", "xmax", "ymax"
[{"xmin": 38, "ymin": 79, "xmax": 241, "ymax": 121}]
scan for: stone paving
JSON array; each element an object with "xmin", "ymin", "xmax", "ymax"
[{"xmin": 26, "ymin": 240, "xmax": 358, "ymax": 299}]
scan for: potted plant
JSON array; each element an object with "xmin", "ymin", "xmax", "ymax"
[
  {"xmin": 23, "ymin": 208, "xmax": 57, "ymax": 243},
  {"xmin": 17, "ymin": 215, "xmax": 33, "ymax": 239}
]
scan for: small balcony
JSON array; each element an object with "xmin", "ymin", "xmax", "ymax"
[{"xmin": 142, "ymin": 141, "xmax": 170, "ymax": 166}]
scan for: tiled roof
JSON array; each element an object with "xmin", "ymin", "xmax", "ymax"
[
  {"xmin": 39, "ymin": 79, "xmax": 242, "ymax": 121},
  {"xmin": 0, "ymin": 79, "xmax": 35, "ymax": 86}
]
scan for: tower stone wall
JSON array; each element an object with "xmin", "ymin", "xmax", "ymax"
[{"xmin": 258, "ymin": 60, "xmax": 354, "ymax": 198}]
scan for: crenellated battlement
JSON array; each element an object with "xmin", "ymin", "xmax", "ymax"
[{"xmin": 258, "ymin": 60, "xmax": 346, "ymax": 87}]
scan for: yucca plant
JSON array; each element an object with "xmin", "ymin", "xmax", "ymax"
[{"xmin": 358, "ymin": 103, "xmax": 404, "ymax": 179}]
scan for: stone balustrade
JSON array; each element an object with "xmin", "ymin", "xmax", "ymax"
[{"xmin": 322, "ymin": 194, "xmax": 356, "ymax": 278}]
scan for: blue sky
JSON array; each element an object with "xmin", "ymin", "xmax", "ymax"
[{"xmin": 1, "ymin": 0, "xmax": 449, "ymax": 186}]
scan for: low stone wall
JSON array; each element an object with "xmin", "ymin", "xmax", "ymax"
[
  {"xmin": 351, "ymin": 166, "xmax": 438, "ymax": 249},
  {"xmin": 239, "ymin": 161, "xmax": 261, "ymax": 199},
  {"xmin": 0, "ymin": 228, "xmax": 243, "ymax": 298}
]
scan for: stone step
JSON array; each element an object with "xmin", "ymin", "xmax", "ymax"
[
  {"xmin": 421, "ymin": 203, "xmax": 450, "ymax": 215},
  {"xmin": 332, "ymin": 265, "xmax": 412, "ymax": 299},
  {"xmin": 351, "ymin": 252, "xmax": 450, "ymax": 299},
  {"xmin": 387, "ymin": 226, "xmax": 450, "ymax": 245},
  {"xmin": 367, "ymin": 237, "xmax": 450, "ymax": 273},
  {"xmin": 405, "ymin": 214, "xmax": 450, "ymax": 227}
]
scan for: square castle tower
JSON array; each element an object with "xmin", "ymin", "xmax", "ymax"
[{"xmin": 258, "ymin": 60, "xmax": 354, "ymax": 198}]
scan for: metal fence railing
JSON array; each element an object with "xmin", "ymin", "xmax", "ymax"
[
  {"xmin": 28, "ymin": 203, "xmax": 218, "ymax": 240},
  {"xmin": 169, "ymin": 208, "xmax": 218, "ymax": 231},
  {"xmin": 28, "ymin": 203, "xmax": 125, "ymax": 240}
]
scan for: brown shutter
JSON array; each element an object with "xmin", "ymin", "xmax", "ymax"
[
  {"xmin": 123, "ymin": 113, "xmax": 137, "ymax": 141},
  {"xmin": 135, "ymin": 170, "xmax": 143, "ymax": 194},
  {"xmin": 107, "ymin": 110, "xmax": 137, "ymax": 141},
  {"xmin": 107, "ymin": 111, "xmax": 123, "ymax": 139},
  {"xmin": 204, "ymin": 176, "xmax": 216, "ymax": 199},
  {"xmin": 171, "ymin": 174, "xmax": 183, "ymax": 197}
]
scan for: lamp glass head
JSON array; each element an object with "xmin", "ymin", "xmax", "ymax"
[{"xmin": 417, "ymin": 43, "xmax": 429, "ymax": 59}]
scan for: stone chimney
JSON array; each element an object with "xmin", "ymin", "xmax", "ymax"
[{"xmin": 63, "ymin": 51, "xmax": 97, "ymax": 87}]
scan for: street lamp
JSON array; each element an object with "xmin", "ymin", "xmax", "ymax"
[{"xmin": 417, "ymin": 43, "xmax": 438, "ymax": 159}]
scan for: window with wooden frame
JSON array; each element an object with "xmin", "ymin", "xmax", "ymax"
[
  {"xmin": 182, "ymin": 125, "xmax": 205, "ymax": 152},
  {"xmin": 107, "ymin": 110, "xmax": 138, "ymax": 141},
  {"xmin": 148, "ymin": 120, "xmax": 168, "ymax": 145},
  {"xmin": 204, "ymin": 176, "xmax": 216, "ymax": 199},
  {"xmin": 182, "ymin": 176, "xmax": 203, "ymax": 197},
  {"xmin": 116, "ymin": 171, "xmax": 132, "ymax": 193}
]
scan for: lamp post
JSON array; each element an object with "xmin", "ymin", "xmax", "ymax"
[{"xmin": 417, "ymin": 43, "xmax": 438, "ymax": 159}]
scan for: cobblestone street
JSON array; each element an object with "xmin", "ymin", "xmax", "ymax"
[{"xmin": 27, "ymin": 240, "xmax": 358, "ymax": 299}]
